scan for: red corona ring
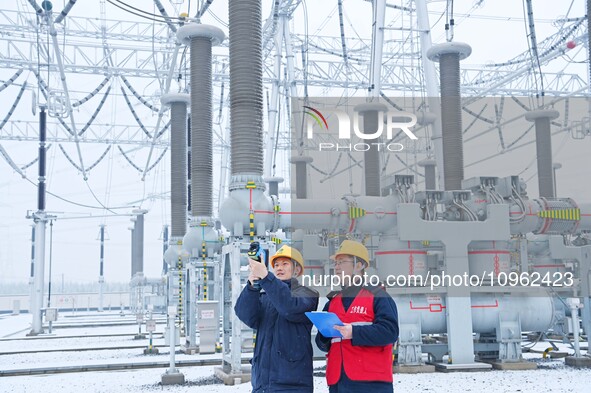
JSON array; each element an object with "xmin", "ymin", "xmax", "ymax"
[{"xmin": 566, "ymin": 40, "xmax": 576, "ymax": 49}]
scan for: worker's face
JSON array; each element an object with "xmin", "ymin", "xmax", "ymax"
[
  {"xmin": 274, "ymin": 257, "xmax": 297, "ymax": 280},
  {"xmin": 333, "ymin": 255, "xmax": 362, "ymax": 278}
]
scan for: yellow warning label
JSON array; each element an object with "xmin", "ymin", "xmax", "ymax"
[
  {"xmin": 537, "ymin": 208, "xmax": 580, "ymax": 220},
  {"xmin": 349, "ymin": 207, "xmax": 366, "ymax": 219}
]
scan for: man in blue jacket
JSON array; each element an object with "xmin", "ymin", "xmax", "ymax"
[
  {"xmin": 235, "ymin": 245, "xmax": 319, "ymax": 392},
  {"xmin": 316, "ymin": 240, "xmax": 399, "ymax": 393}
]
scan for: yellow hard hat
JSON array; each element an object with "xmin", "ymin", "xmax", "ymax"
[
  {"xmin": 330, "ymin": 240, "xmax": 370, "ymax": 266},
  {"xmin": 270, "ymin": 245, "xmax": 305, "ymax": 276}
]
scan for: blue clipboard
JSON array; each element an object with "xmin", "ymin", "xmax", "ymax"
[{"xmin": 305, "ymin": 311, "xmax": 344, "ymax": 338}]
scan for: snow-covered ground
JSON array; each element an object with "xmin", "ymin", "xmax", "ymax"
[
  {"xmin": 1, "ymin": 312, "xmax": 591, "ymax": 393},
  {"xmin": 2, "ymin": 361, "xmax": 590, "ymax": 393}
]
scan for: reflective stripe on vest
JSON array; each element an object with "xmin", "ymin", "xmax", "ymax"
[{"xmin": 326, "ymin": 288, "xmax": 393, "ymax": 384}]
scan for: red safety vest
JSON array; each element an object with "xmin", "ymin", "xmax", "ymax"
[{"xmin": 326, "ymin": 288, "xmax": 393, "ymax": 385}]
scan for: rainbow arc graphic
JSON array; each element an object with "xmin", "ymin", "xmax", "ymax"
[{"xmin": 303, "ymin": 106, "xmax": 329, "ymax": 130}]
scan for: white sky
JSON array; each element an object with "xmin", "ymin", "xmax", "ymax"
[{"xmin": 0, "ymin": 0, "xmax": 589, "ymax": 286}]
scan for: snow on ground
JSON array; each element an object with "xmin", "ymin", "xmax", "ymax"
[
  {"xmin": 0, "ymin": 334, "xmax": 156, "ymax": 352},
  {"xmin": 1, "ymin": 313, "xmax": 591, "ymax": 393},
  {"xmin": 1, "ymin": 347, "xmax": 165, "ymax": 368},
  {"xmin": 0, "ymin": 313, "xmax": 32, "ymax": 338},
  {"xmin": 2, "ymin": 363, "xmax": 591, "ymax": 393}
]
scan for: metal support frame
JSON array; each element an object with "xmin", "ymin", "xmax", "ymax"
[
  {"xmin": 398, "ymin": 318, "xmax": 423, "ymax": 365},
  {"xmin": 369, "ymin": 0, "xmax": 386, "ymax": 96},
  {"xmin": 415, "ymin": 0, "xmax": 444, "ymax": 189},
  {"xmin": 141, "ymin": 42, "xmax": 181, "ymax": 181},
  {"xmin": 221, "ymin": 239, "xmax": 276, "ymax": 374},
  {"xmin": 218, "ymin": 124, "xmax": 231, "ymax": 210},
  {"xmin": 29, "ymin": 224, "xmax": 35, "ymax": 312},
  {"xmin": 163, "ymin": 225, "xmax": 169, "ymax": 275},
  {"xmin": 496, "ymin": 314, "xmax": 523, "ymax": 362},
  {"xmin": 397, "ymin": 203, "xmax": 510, "ymax": 366},
  {"xmin": 29, "ymin": 106, "xmax": 48, "ymax": 336},
  {"xmin": 184, "ymin": 256, "xmax": 219, "ymax": 350},
  {"xmin": 98, "ymin": 224, "xmax": 105, "ymax": 312},
  {"xmin": 548, "ymin": 236, "xmax": 591, "ymax": 356},
  {"xmin": 222, "ymin": 241, "xmax": 244, "ymax": 374},
  {"xmin": 30, "ymin": 214, "xmax": 46, "ymax": 335},
  {"xmin": 0, "ymin": 6, "xmax": 585, "ymax": 89},
  {"xmin": 163, "ymin": 267, "xmax": 184, "ymax": 384},
  {"xmin": 47, "ymin": 16, "xmax": 87, "ymax": 179},
  {"xmin": 282, "ymin": 14, "xmax": 303, "ymax": 155},
  {"xmin": 0, "ymin": 40, "xmax": 584, "ymax": 95},
  {"xmin": 185, "ymin": 262, "xmax": 198, "ymax": 350},
  {"xmin": 518, "ymin": 236, "xmax": 529, "ymax": 274},
  {"xmin": 265, "ymin": 16, "xmax": 284, "ymax": 178}
]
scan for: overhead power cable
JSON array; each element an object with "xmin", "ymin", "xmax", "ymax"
[
  {"xmin": 78, "ymin": 86, "xmax": 112, "ymax": 137},
  {"xmin": 120, "ymin": 76, "xmax": 159, "ymax": 112},
  {"xmin": 0, "ymin": 82, "xmax": 28, "ymax": 130},
  {"xmin": 105, "ymin": 0, "xmax": 177, "ymax": 24},
  {"xmin": 120, "ymin": 86, "xmax": 153, "ymax": 139},
  {"xmin": 0, "ymin": 69, "xmax": 24, "ymax": 93},
  {"xmin": 54, "ymin": 0, "xmax": 79, "ymax": 25},
  {"xmin": 72, "ymin": 77, "xmax": 111, "ymax": 108}
]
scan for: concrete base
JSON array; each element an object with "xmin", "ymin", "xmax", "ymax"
[
  {"xmin": 394, "ymin": 364, "xmax": 436, "ymax": 373},
  {"xmin": 434, "ymin": 362, "xmax": 493, "ymax": 372},
  {"xmin": 487, "ymin": 361, "xmax": 537, "ymax": 370},
  {"xmin": 143, "ymin": 348, "xmax": 159, "ymax": 355},
  {"xmin": 182, "ymin": 346, "xmax": 198, "ymax": 355},
  {"xmin": 26, "ymin": 331, "xmax": 55, "ymax": 337},
  {"xmin": 133, "ymin": 334, "xmax": 146, "ymax": 340},
  {"xmin": 161, "ymin": 372, "xmax": 185, "ymax": 385},
  {"xmin": 565, "ymin": 356, "xmax": 591, "ymax": 368},
  {"xmin": 214, "ymin": 365, "xmax": 252, "ymax": 386}
]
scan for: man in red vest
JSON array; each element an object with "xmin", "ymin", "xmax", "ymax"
[{"xmin": 316, "ymin": 240, "xmax": 399, "ymax": 393}]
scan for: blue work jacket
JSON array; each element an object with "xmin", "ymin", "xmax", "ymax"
[{"xmin": 235, "ymin": 272, "xmax": 319, "ymax": 392}]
